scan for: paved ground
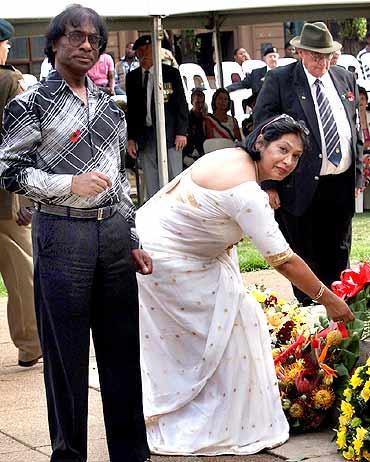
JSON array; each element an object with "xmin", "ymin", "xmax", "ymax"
[{"xmin": 0, "ymin": 270, "xmax": 344, "ymax": 461}]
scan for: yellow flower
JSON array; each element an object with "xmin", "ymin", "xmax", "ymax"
[
  {"xmin": 342, "ymin": 446, "xmax": 355, "ymax": 460},
  {"xmin": 251, "ymin": 290, "xmax": 266, "ymax": 303},
  {"xmin": 367, "ymin": 367, "xmax": 370, "ymax": 376},
  {"xmin": 343, "ymin": 388, "xmax": 352, "ymax": 402},
  {"xmin": 360, "ymin": 380, "xmax": 370, "ymax": 402},
  {"xmin": 312, "ymin": 388, "xmax": 335, "ymax": 410},
  {"xmin": 289, "ymin": 402, "xmax": 305, "ymax": 419},
  {"xmin": 350, "ymin": 372, "xmax": 363, "ymax": 389},
  {"xmin": 268, "ymin": 313, "xmax": 283, "ymax": 327},
  {"xmin": 337, "ymin": 427, "xmax": 347, "ymax": 450},
  {"xmin": 284, "ymin": 360, "xmax": 305, "ymax": 383},
  {"xmin": 366, "ymin": 357, "xmax": 370, "ymax": 367},
  {"xmin": 339, "ymin": 415, "xmax": 350, "ymax": 427},
  {"xmin": 277, "ymin": 298, "xmax": 286, "ymax": 306},
  {"xmin": 323, "ymin": 374, "xmax": 334, "ymax": 386},
  {"xmin": 326, "ymin": 330, "xmax": 343, "ymax": 346},
  {"xmin": 353, "ymin": 427, "xmax": 367, "ymax": 455},
  {"xmin": 341, "ymin": 401, "xmax": 355, "ymax": 420}
]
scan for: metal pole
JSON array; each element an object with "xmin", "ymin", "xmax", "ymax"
[
  {"xmin": 213, "ymin": 15, "xmax": 224, "ymax": 88},
  {"xmin": 152, "ymin": 15, "xmax": 169, "ymax": 187}
]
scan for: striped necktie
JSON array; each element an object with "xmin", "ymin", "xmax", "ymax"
[{"xmin": 314, "ymin": 79, "xmax": 342, "ymax": 167}]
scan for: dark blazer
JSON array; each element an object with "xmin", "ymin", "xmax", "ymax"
[
  {"xmin": 126, "ymin": 64, "xmax": 188, "ymax": 149},
  {"xmin": 227, "ymin": 66, "xmax": 268, "ymax": 94},
  {"xmin": 254, "ymin": 61, "xmax": 363, "ymax": 216}
]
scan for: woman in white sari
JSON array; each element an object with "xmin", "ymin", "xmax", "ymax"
[{"xmin": 136, "ymin": 114, "xmax": 354, "ymax": 456}]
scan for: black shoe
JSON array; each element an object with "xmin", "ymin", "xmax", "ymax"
[{"xmin": 18, "ymin": 355, "xmax": 42, "ymax": 367}]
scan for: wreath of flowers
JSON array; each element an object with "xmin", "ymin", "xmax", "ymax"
[
  {"xmin": 247, "ymin": 285, "xmax": 364, "ymax": 433},
  {"xmin": 336, "ymin": 359, "xmax": 370, "ymax": 461}
]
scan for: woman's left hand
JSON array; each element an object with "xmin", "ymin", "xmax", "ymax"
[{"xmin": 131, "ymin": 249, "xmax": 153, "ymax": 275}]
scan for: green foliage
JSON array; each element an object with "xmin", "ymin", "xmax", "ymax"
[
  {"xmin": 238, "ymin": 212, "xmax": 370, "ymax": 273},
  {"xmin": 340, "ymin": 18, "xmax": 367, "ymax": 41},
  {"xmin": 0, "ymin": 276, "xmax": 6, "ymax": 297}
]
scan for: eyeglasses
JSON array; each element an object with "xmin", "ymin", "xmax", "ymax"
[
  {"xmin": 308, "ymin": 51, "xmax": 333, "ymax": 62},
  {"xmin": 63, "ymin": 31, "xmax": 103, "ymax": 50},
  {"xmin": 261, "ymin": 114, "xmax": 310, "ymax": 136}
]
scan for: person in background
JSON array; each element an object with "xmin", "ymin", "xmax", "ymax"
[
  {"xmin": 115, "ymin": 41, "xmax": 139, "ymax": 95},
  {"xmin": 330, "ymin": 49, "xmax": 341, "ymax": 66},
  {"xmin": 0, "ymin": 6, "xmax": 152, "ymax": 462},
  {"xmin": 87, "ymin": 51, "xmax": 115, "ymax": 95},
  {"xmin": 126, "ymin": 35, "xmax": 188, "ymax": 198},
  {"xmin": 254, "ymin": 22, "xmax": 363, "ymax": 306},
  {"xmin": 227, "ymin": 46, "xmax": 279, "ymax": 94},
  {"xmin": 183, "ymin": 88, "xmax": 207, "ymax": 167},
  {"xmin": 357, "ymin": 31, "xmax": 370, "ymax": 79},
  {"xmin": 204, "ymin": 88, "xmax": 241, "ymax": 141},
  {"xmin": 234, "ymin": 47, "xmax": 251, "ymax": 67},
  {"xmin": 284, "ymin": 42, "xmax": 296, "ymax": 58},
  {"xmin": 358, "ymin": 86, "xmax": 370, "ymax": 152},
  {"xmin": 0, "ymin": 18, "xmax": 42, "ymax": 369}
]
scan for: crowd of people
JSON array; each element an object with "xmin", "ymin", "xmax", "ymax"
[{"xmin": 0, "ymin": 5, "xmax": 366, "ymax": 462}]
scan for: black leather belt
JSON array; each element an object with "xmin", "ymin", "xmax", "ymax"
[{"xmin": 34, "ymin": 203, "xmax": 118, "ymax": 221}]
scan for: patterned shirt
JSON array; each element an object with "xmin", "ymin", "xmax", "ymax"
[{"xmin": 0, "ymin": 70, "xmax": 139, "ymax": 247}]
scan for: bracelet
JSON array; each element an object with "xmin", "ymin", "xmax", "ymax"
[{"xmin": 312, "ymin": 283, "xmax": 325, "ymax": 303}]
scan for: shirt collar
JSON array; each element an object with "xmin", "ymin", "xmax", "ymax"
[
  {"xmin": 43, "ymin": 69, "xmax": 99, "ymax": 97},
  {"xmin": 302, "ymin": 64, "xmax": 330, "ymax": 88}
]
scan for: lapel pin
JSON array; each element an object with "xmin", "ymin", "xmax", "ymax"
[{"xmin": 301, "ymin": 95, "xmax": 306, "ymax": 100}]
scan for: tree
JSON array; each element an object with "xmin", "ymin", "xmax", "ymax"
[{"xmin": 339, "ymin": 18, "xmax": 367, "ymax": 55}]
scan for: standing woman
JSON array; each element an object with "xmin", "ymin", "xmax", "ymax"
[
  {"xmin": 204, "ymin": 88, "xmax": 242, "ymax": 141},
  {"xmin": 136, "ymin": 115, "xmax": 354, "ymax": 456}
]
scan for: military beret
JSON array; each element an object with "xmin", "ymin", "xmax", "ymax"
[
  {"xmin": 133, "ymin": 35, "xmax": 152, "ymax": 51},
  {"xmin": 0, "ymin": 19, "xmax": 14, "ymax": 42},
  {"xmin": 263, "ymin": 46, "xmax": 278, "ymax": 57}
]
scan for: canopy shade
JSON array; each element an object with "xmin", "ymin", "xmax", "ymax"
[{"xmin": 3, "ymin": 0, "xmax": 370, "ymax": 36}]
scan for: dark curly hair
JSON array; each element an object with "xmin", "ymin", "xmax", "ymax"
[
  {"xmin": 211, "ymin": 88, "xmax": 231, "ymax": 113},
  {"xmin": 243, "ymin": 114, "xmax": 310, "ymax": 160},
  {"xmin": 44, "ymin": 4, "xmax": 108, "ymax": 67}
]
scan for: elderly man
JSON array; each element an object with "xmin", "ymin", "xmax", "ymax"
[
  {"xmin": 254, "ymin": 22, "xmax": 363, "ymax": 305},
  {"xmin": 0, "ymin": 18, "xmax": 42, "ymax": 368},
  {"xmin": 126, "ymin": 35, "xmax": 188, "ymax": 198},
  {"xmin": 227, "ymin": 45, "xmax": 279, "ymax": 94},
  {"xmin": 0, "ymin": 5, "xmax": 151, "ymax": 462}
]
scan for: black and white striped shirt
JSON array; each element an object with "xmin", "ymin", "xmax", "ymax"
[{"xmin": 0, "ymin": 70, "xmax": 138, "ymax": 247}]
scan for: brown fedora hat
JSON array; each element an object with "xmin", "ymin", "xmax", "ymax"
[{"xmin": 290, "ymin": 22, "xmax": 342, "ymax": 54}]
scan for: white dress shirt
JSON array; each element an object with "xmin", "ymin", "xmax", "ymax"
[
  {"xmin": 303, "ymin": 65, "xmax": 352, "ymax": 175},
  {"xmin": 142, "ymin": 66, "xmax": 154, "ymax": 127}
]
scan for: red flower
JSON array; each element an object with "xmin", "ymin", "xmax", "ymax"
[
  {"xmin": 70, "ymin": 129, "xmax": 81, "ymax": 143},
  {"xmin": 331, "ymin": 262, "xmax": 370, "ymax": 299},
  {"xmin": 346, "ymin": 91, "xmax": 355, "ymax": 102},
  {"xmin": 295, "ymin": 368, "xmax": 317, "ymax": 393}
]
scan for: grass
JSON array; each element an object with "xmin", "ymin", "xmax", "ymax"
[
  {"xmin": 238, "ymin": 211, "xmax": 370, "ymax": 272},
  {"xmin": 0, "ymin": 212, "xmax": 369, "ymax": 295}
]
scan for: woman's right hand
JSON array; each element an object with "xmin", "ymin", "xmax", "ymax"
[
  {"xmin": 266, "ymin": 188, "xmax": 280, "ymax": 209},
  {"xmin": 324, "ymin": 294, "xmax": 355, "ymax": 323}
]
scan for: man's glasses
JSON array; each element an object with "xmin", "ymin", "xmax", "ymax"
[
  {"xmin": 64, "ymin": 31, "xmax": 103, "ymax": 50},
  {"xmin": 308, "ymin": 51, "xmax": 333, "ymax": 63}
]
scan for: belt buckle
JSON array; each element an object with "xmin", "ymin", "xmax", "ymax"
[{"xmin": 97, "ymin": 208, "xmax": 104, "ymax": 221}]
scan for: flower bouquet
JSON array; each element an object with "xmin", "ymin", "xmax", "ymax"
[
  {"xmin": 336, "ymin": 358, "xmax": 370, "ymax": 461},
  {"xmin": 248, "ymin": 286, "xmax": 364, "ymax": 432}
]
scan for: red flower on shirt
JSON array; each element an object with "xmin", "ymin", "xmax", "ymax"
[
  {"xmin": 346, "ymin": 91, "xmax": 355, "ymax": 102},
  {"xmin": 70, "ymin": 129, "xmax": 81, "ymax": 143}
]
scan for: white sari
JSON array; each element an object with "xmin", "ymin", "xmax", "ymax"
[{"xmin": 136, "ymin": 164, "xmax": 292, "ymax": 455}]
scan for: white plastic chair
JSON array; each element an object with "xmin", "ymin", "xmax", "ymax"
[
  {"xmin": 22, "ymin": 74, "xmax": 38, "ymax": 89},
  {"xmin": 229, "ymin": 88, "xmax": 253, "ymax": 128},
  {"xmin": 277, "ymin": 57, "xmax": 296, "ymax": 67},
  {"xmin": 214, "ymin": 61, "xmax": 244, "ymax": 88},
  {"xmin": 337, "ymin": 54, "xmax": 363, "ymax": 79},
  {"xmin": 179, "ymin": 63, "xmax": 215, "ymax": 111},
  {"xmin": 242, "ymin": 59, "xmax": 265, "ymax": 74},
  {"xmin": 203, "ymin": 138, "xmax": 235, "ymax": 154}
]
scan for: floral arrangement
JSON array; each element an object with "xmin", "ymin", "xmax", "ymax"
[
  {"xmin": 363, "ymin": 155, "xmax": 370, "ymax": 188},
  {"xmin": 247, "ymin": 286, "xmax": 364, "ymax": 433},
  {"xmin": 332, "ymin": 263, "xmax": 370, "ymax": 340},
  {"xmin": 336, "ymin": 358, "xmax": 370, "ymax": 461}
]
